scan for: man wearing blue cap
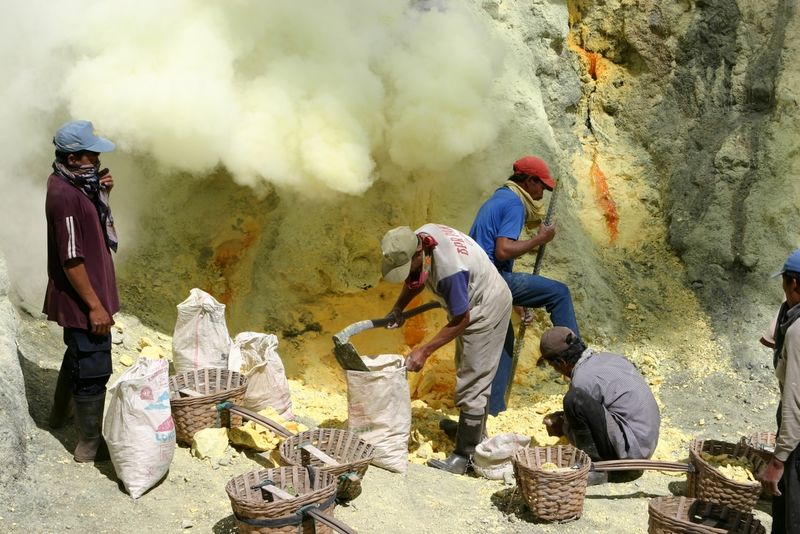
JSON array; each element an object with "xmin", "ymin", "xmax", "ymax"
[
  {"xmin": 758, "ymin": 249, "xmax": 800, "ymax": 533},
  {"xmin": 43, "ymin": 120, "xmax": 119, "ymax": 463}
]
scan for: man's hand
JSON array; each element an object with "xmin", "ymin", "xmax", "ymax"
[
  {"xmin": 536, "ymin": 222, "xmax": 556, "ymax": 245},
  {"xmin": 88, "ymin": 304, "xmax": 114, "ymax": 336},
  {"xmin": 99, "ymin": 168, "xmax": 113, "ymax": 191},
  {"xmin": 543, "ymin": 411, "xmax": 565, "ymax": 437},
  {"xmin": 514, "ymin": 306, "xmax": 535, "ymax": 326},
  {"xmin": 757, "ymin": 456, "xmax": 784, "ymax": 496},
  {"xmin": 385, "ymin": 308, "xmax": 405, "ymax": 329},
  {"xmin": 405, "ymin": 346, "xmax": 430, "ymax": 372}
]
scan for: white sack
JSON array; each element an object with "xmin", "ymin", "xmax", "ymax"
[
  {"xmin": 472, "ymin": 433, "xmax": 531, "ymax": 480},
  {"xmin": 228, "ymin": 332, "xmax": 293, "ymax": 418},
  {"xmin": 346, "ymin": 354, "xmax": 411, "ymax": 474},
  {"xmin": 172, "ymin": 288, "xmax": 230, "ymax": 373},
  {"xmin": 104, "ymin": 358, "xmax": 176, "ymax": 499}
]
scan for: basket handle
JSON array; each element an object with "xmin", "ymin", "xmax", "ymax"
[
  {"xmin": 300, "ymin": 506, "xmax": 358, "ymax": 534},
  {"xmin": 591, "ymin": 459, "xmax": 693, "ymax": 473},
  {"xmin": 217, "ymin": 402, "xmax": 293, "ymax": 438}
]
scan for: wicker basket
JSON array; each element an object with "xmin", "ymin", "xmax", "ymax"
[
  {"xmin": 169, "ymin": 368, "xmax": 247, "ymax": 445},
  {"xmin": 648, "ymin": 496, "xmax": 765, "ymax": 534},
  {"xmin": 687, "ymin": 439, "xmax": 764, "ymax": 512},
  {"xmin": 512, "ymin": 445, "xmax": 591, "ymax": 522},
  {"xmin": 741, "ymin": 432, "xmax": 776, "ymax": 463},
  {"xmin": 279, "ymin": 428, "xmax": 375, "ymax": 503},
  {"xmin": 226, "ymin": 466, "xmax": 337, "ymax": 534}
]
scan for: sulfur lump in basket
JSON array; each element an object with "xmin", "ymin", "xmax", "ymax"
[
  {"xmin": 228, "ymin": 407, "xmax": 309, "ymax": 452},
  {"xmin": 700, "ymin": 452, "xmax": 757, "ymax": 483}
]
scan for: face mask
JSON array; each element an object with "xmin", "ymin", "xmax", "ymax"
[{"xmin": 405, "ymin": 249, "xmax": 430, "ymax": 290}]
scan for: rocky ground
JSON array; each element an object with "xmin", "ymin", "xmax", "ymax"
[{"xmin": 0, "ymin": 304, "xmax": 780, "ymax": 534}]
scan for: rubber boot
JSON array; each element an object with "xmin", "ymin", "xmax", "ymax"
[
  {"xmin": 427, "ymin": 412, "xmax": 483, "ymax": 474},
  {"xmin": 572, "ymin": 428, "xmax": 607, "ymax": 486},
  {"xmin": 440, "ymin": 415, "xmax": 488, "ymax": 442},
  {"xmin": 49, "ymin": 361, "xmax": 74, "ymax": 429},
  {"xmin": 439, "ymin": 418, "xmax": 457, "ymax": 441},
  {"xmin": 73, "ymin": 393, "xmax": 110, "ymax": 463}
]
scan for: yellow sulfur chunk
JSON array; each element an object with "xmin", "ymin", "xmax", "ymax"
[
  {"xmin": 700, "ymin": 452, "xmax": 756, "ymax": 482},
  {"xmin": 228, "ymin": 421, "xmax": 278, "ymax": 452}
]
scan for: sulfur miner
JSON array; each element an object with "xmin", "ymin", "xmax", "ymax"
[
  {"xmin": 757, "ymin": 249, "xmax": 800, "ymax": 533},
  {"xmin": 380, "ymin": 224, "xmax": 511, "ymax": 475},
  {"xmin": 538, "ymin": 326, "xmax": 660, "ymax": 486}
]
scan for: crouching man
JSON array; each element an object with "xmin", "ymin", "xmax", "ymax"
[
  {"xmin": 380, "ymin": 224, "xmax": 511, "ymax": 474},
  {"xmin": 538, "ymin": 326, "xmax": 660, "ymax": 484}
]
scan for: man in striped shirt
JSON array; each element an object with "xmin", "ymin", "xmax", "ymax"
[{"xmin": 43, "ymin": 120, "xmax": 119, "ymax": 463}]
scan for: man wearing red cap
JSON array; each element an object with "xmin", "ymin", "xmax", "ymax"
[{"xmin": 469, "ymin": 155, "xmax": 580, "ymax": 417}]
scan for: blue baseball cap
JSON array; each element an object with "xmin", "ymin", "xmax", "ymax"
[
  {"xmin": 53, "ymin": 120, "xmax": 115, "ymax": 153},
  {"xmin": 772, "ymin": 249, "xmax": 800, "ymax": 278}
]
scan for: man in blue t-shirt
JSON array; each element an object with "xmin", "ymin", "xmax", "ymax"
[{"xmin": 469, "ymin": 155, "xmax": 580, "ymax": 417}]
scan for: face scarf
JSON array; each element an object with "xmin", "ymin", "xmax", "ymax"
[
  {"xmin": 504, "ymin": 180, "xmax": 546, "ymax": 230},
  {"xmin": 53, "ymin": 160, "xmax": 119, "ymax": 252}
]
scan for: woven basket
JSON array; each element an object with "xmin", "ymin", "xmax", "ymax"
[
  {"xmin": 687, "ymin": 439, "xmax": 764, "ymax": 512},
  {"xmin": 512, "ymin": 445, "xmax": 591, "ymax": 522},
  {"xmin": 279, "ymin": 428, "xmax": 375, "ymax": 503},
  {"xmin": 226, "ymin": 466, "xmax": 337, "ymax": 534},
  {"xmin": 169, "ymin": 368, "xmax": 247, "ymax": 445},
  {"xmin": 741, "ymin": 432, "xmax": 776, "ymax": 463},
  {"xmin": 648, "ymin": 496, "xmax": 765, "ymax": 534}
]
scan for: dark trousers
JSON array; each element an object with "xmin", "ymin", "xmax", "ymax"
[
  {"xmin": 772, "ymin": 404, "xmax": 800, "ymax": 534},
  {"xmin": 563, "ymin": 387, "xmax": 618, "ymax": 461},
  {"xmin": 488, "ymin": 271, "xmax": 580, "ymax": 416},
  {"xmin": 62, "ymin": 328, "xmax": 112, "ymax": 397}
]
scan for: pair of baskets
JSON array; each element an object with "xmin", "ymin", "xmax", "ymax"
[
  {"xmin": 223, "ymin": 404, "xmax": 375, "ymax": 504},
  {"xmin": 512, "ymin": 438, "xmax": 766, "ymax": 523},
  {"xmin": 226, "ymin": 466, "xmax": 356, "ymax": 534},
  {"xmin": 648, "ymin": 496, "xmax": 765, "ymax": 534}
]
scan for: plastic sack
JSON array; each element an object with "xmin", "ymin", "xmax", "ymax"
[
  {"xmin": 472, "ymin": 433, "xmax": 531, "ymax": 480},
  {"xmin": 172, "ymin": 288, "xmax": 230, "ymax": 373},
  {"xmin": 227, "ymin": 332, "xmax": 293, "ymax": 419},
  {"xmin": 346, "ymin": 354, "xmax": 411, "ymax": 473},
  {"xmin": 104, "ymin": 357, "xmax": 175, "ymax": 498}
]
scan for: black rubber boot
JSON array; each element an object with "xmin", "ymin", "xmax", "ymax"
[
  {"xmin": 49, "ymin": 361, "xmax": 74, "ymax": 429},
  {"xmin": 428, "ymin": 412, "xmax": 483, "ymax": 474},
  {"xmin": 73, "ymin": 393, "xmax": 110, "ymax": 463},
  {"xmin": 439, "ymin": 418, "xmax": 457, "ymax": 441}
]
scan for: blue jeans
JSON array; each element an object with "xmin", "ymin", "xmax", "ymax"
[{"xmin": 488, "ymin": 271, "xmax": 579, "ymax": 416}]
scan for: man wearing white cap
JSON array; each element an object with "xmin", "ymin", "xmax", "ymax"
[
  {"xmin": 43, "ymin": 120, "xmax": 119, "ymax": 463},
  {"xmin": 758, "ymin": 249, "xmax": 800, "ymax": 533},
  {"xmin": 381, "ymin": 224, "xmax": 512, "ymax": 474},
  {"xmin": 469, "ymin": 155, "xmax": 580, "ymax": 417}
]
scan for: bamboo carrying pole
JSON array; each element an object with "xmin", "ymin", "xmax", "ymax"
[{"xmin": 503, "ymin": 174, "xmax": 562, "ymax": 407}]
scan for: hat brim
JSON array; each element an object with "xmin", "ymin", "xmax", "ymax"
[
  {"xmin": 540, "ymin": 175, "xmax": 555, "ymax": 191},
  {"xmin": 84, "ymin": 137, "xmax": 116, "ymax": 153},
  {"xmin": 771, "ymin": 270, "xmax": 785, "ymax": 279},
  {"xmin": 382, "ymin": 259, "xmax": 412, "ymax": 284}
]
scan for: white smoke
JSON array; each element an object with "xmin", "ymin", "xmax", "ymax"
[
  {"xmin": 5, "ymin": 0, "xmax": 504, "ymax": 196},
  {"xmin": 0, "ymin": 0, "xmax": 506, "ymax": 309}
]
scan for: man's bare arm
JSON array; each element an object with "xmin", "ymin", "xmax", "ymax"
[{"xmin": 63, "ymin": 259, "xmax": 113, "ymax": 336}]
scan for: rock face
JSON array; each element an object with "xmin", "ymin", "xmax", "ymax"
[
  {"xmin": 0, "ymin": 255, "xmax": 28, "ymax": 485},
  {"xmin": 564, "ymin": 0, "xmax": 799, "ymax": 364}
]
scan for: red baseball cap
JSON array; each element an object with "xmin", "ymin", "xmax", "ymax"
[{"xmin": 513, "ymin": 156, "xmax": 555, "ymax": 191}]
